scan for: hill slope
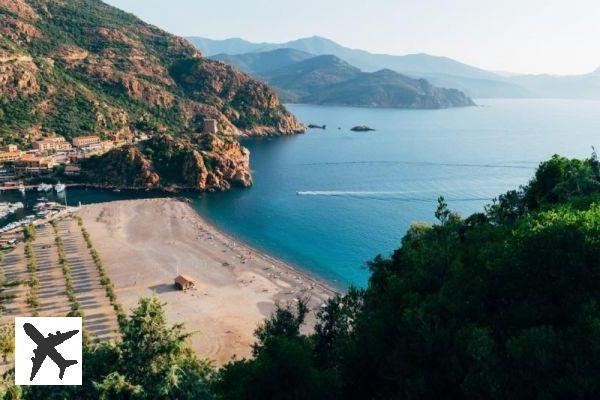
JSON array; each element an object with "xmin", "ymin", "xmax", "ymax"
[
  {"xmin": 303, "ymin": 68, "xmax": 475, "ymax": 108},
  {"xmin": 0, "ymin": 0, "xmax": 303, "ymax": 147},
  {"xmin": 262, "ymin": 55, "xmax": 363, "ymax": 102}
]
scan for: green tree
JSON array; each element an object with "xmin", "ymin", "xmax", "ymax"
[
  {"xmin": 0, "ymin": 325, "xmax": 14, "ymax": 363},
  {"xmin": 119, "ymin": 297, "xmax": 214, "ymax": 399},
  {"xmin": 23, "ymin": 297, "xmax": 214, "ymax": 400},
  {"xmin": 94, "ymin": 372, "xmax": 142, "ymax": 400},
  {"xmin": 216, "ymin": 302, "xmax": 336, "ymax": 400}
]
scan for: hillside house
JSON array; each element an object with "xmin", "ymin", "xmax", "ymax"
[
  {"xmin": 33, "ymin": 137, "xmax": 72, "ymax": 152},
  {"xmin": 73, "ymin": 135, "xmax": 101, "ymax": 148}
]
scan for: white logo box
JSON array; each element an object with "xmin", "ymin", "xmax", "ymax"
[{"xmin": 14, "ymin": 317, "xmax": 83, "ymax": 386}]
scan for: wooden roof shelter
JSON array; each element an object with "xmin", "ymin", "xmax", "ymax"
[{"xmin": 174, "ymin": 274, "xmax": 196, "ymax": 290}]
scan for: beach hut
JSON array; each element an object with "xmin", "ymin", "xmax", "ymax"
[{"xmin": 174, "ymin": 274, "xmax": 196, "ymax": 291}]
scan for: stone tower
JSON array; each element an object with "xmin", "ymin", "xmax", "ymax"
[{"xmin": 203, "ymin": 119, "xmax": 218, "ymax": 134}]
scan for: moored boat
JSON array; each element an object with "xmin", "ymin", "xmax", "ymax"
[
  {"xmin": 55, "ymin": 182, "xmax": 66, "ymax": 193},
  {"xmin": 37, "ymin": 183, "xmax": 52, "ymax": 192}
]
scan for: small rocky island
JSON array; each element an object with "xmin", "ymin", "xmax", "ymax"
[{"xmin": 350, "ymin": 125, "xmax": 375, "ymax": 132}]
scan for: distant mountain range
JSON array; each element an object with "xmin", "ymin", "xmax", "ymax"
[
  {"xmin": 188, "ymin": 36, "xmax": 600, "ymax": 100},
  {"xmin": 211, "ymin": 51, "xmax": 474, "ymax": 108},
  {"xmin": 211, "ymin": 48, "xmax": 314, "ymax": 75}
]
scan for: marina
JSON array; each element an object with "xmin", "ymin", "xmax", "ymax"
[
  {"xmin": 0, "ymin": 201, "xmax": 24, "ymax": 220},
  {"xmin": 0, "ymin": 184, "xmax": 76, "ymax": 237},
  {"xmin": 0, "ymin": 202, "xmax": 76, "ymax": 235}
]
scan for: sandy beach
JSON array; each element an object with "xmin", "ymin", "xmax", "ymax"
[{"xmin": 77, "ymin": 198, "xmax": 337, "ymax": 365}]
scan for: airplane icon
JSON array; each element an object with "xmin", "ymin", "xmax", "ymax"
[{"xmin": 23, "ymin": 322, "xmax": 79, "ymax": 381}]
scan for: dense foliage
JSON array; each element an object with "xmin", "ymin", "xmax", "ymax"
[
  {"xmin": 1, "ymin": 153, "xmax": 599, "ymax": 399},
  {"xmin": 1, "ymin": 297, "xmax": 214, "ymax": 400}
]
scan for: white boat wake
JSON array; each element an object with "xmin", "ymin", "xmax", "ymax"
[
  {"xmin": 296, "ymin": 190, "xmax": 493, "ymax": 202},
  {"xmin": 297, "ymin": 190, "xmax": 421, "ymax": 196}
]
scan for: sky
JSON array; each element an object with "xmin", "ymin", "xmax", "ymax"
[{"xmin": 104, "ymin": 0, "xmax": 600, "ymax": 75}]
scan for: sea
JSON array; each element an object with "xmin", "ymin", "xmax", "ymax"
[{"xmin": 2, "ymin": 99, "xmax": 599, "ymax": 288}]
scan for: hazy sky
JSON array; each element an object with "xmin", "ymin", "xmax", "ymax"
[{"xmin": 104, "ymin": 0, "xmax": 600, "ymax": 75}]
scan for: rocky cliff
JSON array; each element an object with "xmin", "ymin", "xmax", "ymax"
[
  {"xmin": 81, "ymin": 134, "xmax": 252, "ymax": 191},
  {"xmin": 0, "ymin": 0, "xmax": 304, "ymax": 147}
]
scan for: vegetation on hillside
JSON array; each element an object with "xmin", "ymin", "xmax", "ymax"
[
  {"xmin": 1, "ymin": 153, "xmax": 599, "ymax": 399},
  {"xmin": 0, "ymin": 0, "xmax": 302, "ymax": 144}
]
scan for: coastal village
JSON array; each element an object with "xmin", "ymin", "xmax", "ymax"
[
  {"xmin": 0, "ymin": 118, "xmax": 223, "ymax": 191},
  {"xmin": 0, "ymin": 118, "xmax": 224, "ymax": 233},
  {"xmin": 0, "ymin": 130, "xmax": 148, "ymax": 236},
  {"xmin": 0, "ymin": 134, "xmax": 131, "ymax": 188}
]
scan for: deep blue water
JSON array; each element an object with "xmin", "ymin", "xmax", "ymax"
[
  {"xmin": 191, "ymin": 99, "xmax": 600, "ymax": 288},
  {"xmin": 2, "ymin": 99, "xmax": 598, "ymax": 288}
]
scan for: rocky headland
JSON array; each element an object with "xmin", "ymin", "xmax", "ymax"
[
  {"xmin": 0, "ymin": 0, "xmax": 305, "ymax": 191},
  {"xmin": 81, "ymin": 134, "xmax": 252, "ymax": 191}
]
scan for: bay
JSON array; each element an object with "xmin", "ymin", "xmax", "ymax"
[
  {"xmin": 192, "ymin": 99, "xmax": 600, "ymax": 287},
  {"xmin": 2, "ymin": 99, "xmax": 598, "ymax": 288}
]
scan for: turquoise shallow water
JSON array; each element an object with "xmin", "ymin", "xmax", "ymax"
[
  {"xmin": 191, "ymin": 99, "xmax": 600, "ymax": 288},
  {"xmin": 2, "ymin": 99, "xmax": 598, "ymax": 288}
]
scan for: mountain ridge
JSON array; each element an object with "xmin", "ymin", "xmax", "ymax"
[
  {"xmin": 190, "ymin": 35, "xmax": 600, "ymax": 99},
  {"xmin": 300, "ymin": 66, "xmax": 475, "ymax": 109},
  {"xmin": 211, "ymin": 48, "xmax": 314, "ymax": 74},
  {"xmin": 213, "ymin": 50, "xmax": 475, "ymax": 108},
  {"xmin": 189, "ymin": 35, "xmax": 497, "ymax": 78},
  {"xmin": 189, "ymin": 35, "xmax": 524, "ymax": 98}
]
